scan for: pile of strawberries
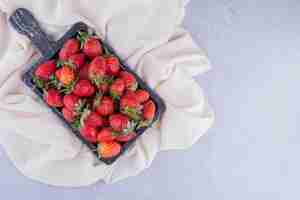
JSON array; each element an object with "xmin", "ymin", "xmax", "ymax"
[{"xmin": 33, "ymin": 31, "xmax": 156, "ymax": 159}]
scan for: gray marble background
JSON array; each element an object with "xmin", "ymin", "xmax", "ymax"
[{"xmin": 0, "ymin": 0, "xmax": 299, "ymax": 199}]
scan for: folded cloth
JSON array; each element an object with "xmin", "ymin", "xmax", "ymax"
[{"xmin": 0, "ymin": 0, "xmax": 214, "ymax": 187}]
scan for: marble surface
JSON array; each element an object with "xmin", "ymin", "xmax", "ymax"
[{"xmin": 0, "ymin": 0, "xmax": 299, "ymax": 199}]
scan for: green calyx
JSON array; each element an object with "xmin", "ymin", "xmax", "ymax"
[
  {"xmin": 111, "ymin": 131, "xmax": 121, "ymax": 137},
  {"xmin": 71, "ymin": 101, "xmax": 89, "ymax": 130},
  {"xmin": 91, "ymin": 76, "xmax": 104, "ymax": 87},
  {"xmin": 110, "ymin": 91, "xmax": 120, "ymax": 100},
  {"xmin": 72, "ymin": 118, "xmax": 81, "ymax": 130},
  {"xmin": 56, "ymin": 60, "xmax": 76, "ymax": 69},
  {"xmin": 110, "ymin": 121, "xmax": 137, "ymax": 137},
  {"xmin": 123, "ymin": 120, "xmax": 137, "ymax": 134},
  {"xmin": 136, "ymin": 120, "xmax": 152, "ymax": 130},
  {"xmin": 79, "ymin": 108, "xmax": 91, "ymax": 128},
  {"xmin": 33, "ymin": 76, "xmax": 45, "ymax": 89},
  {"xmin": 121, "ymin": 106, "xmax": 141, "ymax": 121},
  {"xmin": 48, "ymin": 74, "xmax": 77, "ymax": 94},
  {"xmin": 93, "ymin": 92, "xmax": 103, "ymax": 109},
  {"xmin": 92, "ymin": 75, "xmax": 114, "ymax": 87},
  {"xmin": 60, "ymin": 80, "xmax": 76, "ymax": 94},
  {"xmin": 77, "ymin": 31, "xmax": 89, "ymax": 49},
  {"xmin": 74, "ymin": 99, "xmax": 86, "ymax": 115},
  {"xmin": 48, "ymin": 74, "xmax": 60, "ymax": 88}
]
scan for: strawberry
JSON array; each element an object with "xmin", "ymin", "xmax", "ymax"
[
  {"xmin": 99, "ymin": 82, "xmax": 109, "ymax": 94},
  {"xmin": 63, "ymin": 94, "xmax": 85, "ymax": 114},
  {"xmin": 120, "ymin": 95, "xmax": 141, "ymax": 121},
  {"xmin": 98, "ymin": 141, "xmax": 121, "ymax": 158},
  {"xmin": 79, "ymin": 63, "xmax": 90, "ymax": 80},
  {"xmin": 63, "ymin": 94, "xmax": 79, "ymax": 110},
  {"xmin": 43, "ymin": 89, "xmax": 63, "ymax": 107},
  {"xmin": 135, "ymin": 89, "xmax": 150, "ymax": 103},
  {"xmin": 124, "ymin": 90, "xmax": 136, "ymax": 98},
  {"xmin": 83, "ymin": 112, "xmax": 103, "ymax": 128},
  {"xmin": 83, "ymin": 37, "xmax": 102, "ymax": 59},
  {"xmin": 116, "ymin": 132, "xmax": 137, "ymax": 142},
  {"xmin": 59, "ymin": 38, "xmax": 80, "ymax": 60},
  {"xmin": 97, "ymin": 128, "xmax": 117, "ymax": 142},
  {"xmin": 73, "ymin": 80, "xmax": 95, "ymax": 97},
  {"xmin": 68, "ymin": 53, "xmax": 85, "ymax": 69},
  {"xmin": 110, "ymin": 78, "xmax": 125, "ymax": 99},
  {"xmin": 143, "ymin": 100, "xmax": 156, "ymax": 120},
  {"xmin": 120, "ymin": 95, "xmax": 139, "ymax": 109},
  {"xmin": 34, "ymin": 60, "xmax": 56, "ymax": 80},
  {"xmin": 88, "ymin": 56, "xmax": 107, "ymax": 85},
  {"xmin": 106, "ymin": 56, "xmax": 120, "ymax": 75},
  {"xmin": 119, "ymin": 71, "xmax": 137, "ymax": 91},
  {"xmin": 55, "ymin": 66, "xmax": 75, "ymax": 85},
  {"xmin": 80, "ymin": 125, "xmax": 98, "ymax": 143},
  {"xmin": 109, "ymin": 114, "xmax": 129, "ymax": 132},
  {"xmin": 62, "ymin": 107, "xmax": 76, "ymax": 122},
  {"xmin": 95, "ymin": 96, "xmax": 114, "ymax": 116}
]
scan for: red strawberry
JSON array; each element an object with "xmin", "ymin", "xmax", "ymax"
[
  {"xmin": 135, "ymin": 89, "xmax": 150, "ymax": 103},
  {"xmin": 119, "ymin": 71, "xmax": 137, "ymax": 91},
  {"xmin": 63, "ymin": 94, "xmax": 81, "ymax": 111},
  {"xmin": 109, "ymin": 114, "xmax": 129, "ymax": 132},
  {"xmin": 83, "ymin": 37, "xmax": 102, "ymax": 59},
  {"xmin": 110, "ymin": 78, "xmax": 125, "ymax": 99},
  {"xmin": 73, "ymin": 80, "xmax": 95, "ymax": 97},
  {"xmin": 62, "ymin": 107, "xmax": 76, "ymax": 122},
  {"xmin": 68, "ymin": 53, "xmax": 85, "ymax": 69},
  {"xmin": 120, "ymin": 95, "xmax": 141, "ymax": 121},
  {"xmin": 143, "ymin": 100, "xmax": 156, "ymax": 120},
  {"xmin": 116, "ymin": 132, "xmax": 137, "ymax": 142},
  {"xmin": 55, "ymin": 66, "xmax": 75, "ymax": 85},
  {"xmin": 79, "ymin": 63, "xmax": 90, "ymax": 80},
  {"xmin": 80, "ymin": 126, "xmax": 98, "ymax": 143},
  {"xmin": 95, "ymin": 96, "xmax": 114, "ymax": 116},
  {"xmin": 97, "ymin": 128, "xmax": 117, "ymax": 142},
  {"xmin": 34, "ymin": 60, "xmax": 56, "ymax": 80},
  {"xmin": 59, "ymin": 39, "xmax": 80, "ymax": 60},
  {"xmin": 84, "ymin": 112, "xmax": 103, "ymax": 128},
  {"xmin": 43, "ymin": 89, "xmax": 63, "ymax": 107},
  {"xmin": 124, "ymin": 90, "xmax": 136, "ymax": 98},
  {"xmin": 106, "ymin": 56, "xmax": 120, "ymax": 75},
  {"xmin": 98, "ymin": 141, "xmax": 121, "ymax": 158},
  {"xmin": 120, "ymin": 95, "xmax": 139, "ymax": 109},
  {"xmin": 88, "ymin": 56, "xmax": 108, "ymax": 87},
  {"xmin": 99, "ymin": 82, "xmax": 109, "ymax": 94}
]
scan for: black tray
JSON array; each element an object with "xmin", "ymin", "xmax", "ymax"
[{"xmin": 9, "ymin": 8, "xmax": 165, "ymax": 165}]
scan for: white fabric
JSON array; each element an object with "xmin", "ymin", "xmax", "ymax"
[{"xmin": 0, "ymin": 0, "xmax": 214, "ymax": 187}]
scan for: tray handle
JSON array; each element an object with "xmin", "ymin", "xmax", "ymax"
[{"xmin": 9, "ymin": 8, "xmax": 56, "ymax": 57}]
